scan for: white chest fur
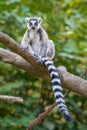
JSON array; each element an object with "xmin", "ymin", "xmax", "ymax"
[{"xmin": 30, "ymin": 31, "xmax": 41, "ymax": 55}]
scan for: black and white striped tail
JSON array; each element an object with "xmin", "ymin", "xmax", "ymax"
[{"xmin": 41, "ymin": 57, "xmax": 72, "ymax": 121}]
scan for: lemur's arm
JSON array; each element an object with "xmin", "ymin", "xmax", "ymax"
[
  {"xmin": 21, "ymin": 30, "xmax": 35, "ymax": 55},
  {"xmin": 21, "ymin": 30, "xmax": 30, "ymax": 50},
  {"xmin": 39, "ymin": 28, "xmax": 55, "ymax": 59},
  {"xmin": 39, "ymin": 43, "xmax": 47, "ymax": 58},
  {"xmin": 46, "ymin": 40, "xmax": 55, "ymax": 59}
]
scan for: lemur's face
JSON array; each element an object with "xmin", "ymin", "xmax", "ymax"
[{"xmin": 25, "ymin": 17, "xmax": 42, "ymax": 30}]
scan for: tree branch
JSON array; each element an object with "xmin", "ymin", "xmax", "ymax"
[
  {"xmin": 0, "ymin": 32, "xmax": 87, "ymax": 130},
  {"xmin": 0, "ymin": 32, "xmax": 87, "ymax": 98},
  {"xmin": 26, "ymin": 92, "xmax": 69, "ymax": 130},
  {"xmin": 0, "ymin": 32, "xmax": 48, "ymax": 75},
  {"xmin": 0, "ymin": 48, "xmax": 48, "ymax": 79},
  {"xmin": 26, "ymin": 103, "xmax": 57, "ymax": 130},
  {"xmin": 57, "ymin": 66, "xmax": 87, "ymax": 97},
  {"xmin": 0, "ymin": 95, "xmax": 23, "ymax": 102}
]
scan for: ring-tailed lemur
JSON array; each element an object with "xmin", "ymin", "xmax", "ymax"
[{"xmin": 21, "ymin": 17, "xmax": 72, "ymax": 121}]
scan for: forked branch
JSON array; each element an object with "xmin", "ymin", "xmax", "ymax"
[
  {"xmin": 0, "ymin": 32, "xmax": 87, "ymax": 98},
  {"xmin": 0, "ymin": 32, "xmax": 87, "ymax": 130}
]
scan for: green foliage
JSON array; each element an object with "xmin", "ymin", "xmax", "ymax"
[{"xmin": 0, "ymin": 0, "xmax": 87, "ymax": 130}]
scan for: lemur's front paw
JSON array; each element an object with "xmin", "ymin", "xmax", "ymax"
[
  {"xmin": 21, "ymin": 45, "xmax": 28, "ymax": 51},
  {"xmin": 34, "ymin": 55, "xmax": 40, "ymax": 62},
  {"xmin": 33, "ymin": 53, "xmax": 38, "ymax": 57},
  {"xmin": 36, "ymin": 56, "xmax": 43, "ymax": 64},
  {"xmin": 33, "ymin": 54, "xmax": 41, "ymax": 63}
]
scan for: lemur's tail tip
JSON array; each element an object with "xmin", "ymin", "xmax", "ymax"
[{"xmin": 63, "ymin": 112, "xmax": 72, "ymax": 122}]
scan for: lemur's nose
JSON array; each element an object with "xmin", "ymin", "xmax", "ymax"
[{"xmin": 32, "ymin": 26, "xmax": 36, "ymax": 30}]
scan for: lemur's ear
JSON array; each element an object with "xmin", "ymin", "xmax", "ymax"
[
  {"xmin": 38, "ymin": 17, "xmax": 42, "ymax": 23},
  {"xmin": 25, "ymin": 17, "xmax": 29, "ymax": 23}
]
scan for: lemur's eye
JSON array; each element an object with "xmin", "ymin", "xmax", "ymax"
[
  {"xmin": 29, "ymin": 21, "xmax": 32, "ymax": 26},
  {"xmin": 35, "ymin": 22, "xmax": 38, "ymax": 26}
]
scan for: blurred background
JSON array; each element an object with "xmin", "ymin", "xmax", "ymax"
[{"xmin": 0, "ymin": 0, "xmax": 87, "ymax": 130}]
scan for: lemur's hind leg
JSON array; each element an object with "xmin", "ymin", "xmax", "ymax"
[{"xmin": 46, "ymin": 40, "xmax": 55, "ymax": 59}]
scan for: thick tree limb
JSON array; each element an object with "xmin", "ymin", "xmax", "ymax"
[
  {"xmin": 0, "ymin": 32, "xmax": 48, "ymax": 75},
  {"xmin": 0, "ymin": 32, "xmax": 87, "ymax": 130},
  {"xmin": 0, "ymin": 32, "xmax": 87, "ymax": 98},
  {"xmin": 57, "ymin": 66, "xmax": 87, "ymax": 97},
  {"xmin": 0, "ymin": 48, "xmax": 48, "ymax": 79}
]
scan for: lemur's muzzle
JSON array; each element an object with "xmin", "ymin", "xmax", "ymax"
[{"xmin": 31, "ymin": 26, "xmax": 36, "ymax": 30}]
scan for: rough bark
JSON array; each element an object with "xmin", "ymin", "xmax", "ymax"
[
  {"xmin": 0, "ymin": 31, "xmax": 87, "ymax": 98},
  {"xmin": 0, "ymin": 48, "xmax": 48, "ymax": 79}
]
